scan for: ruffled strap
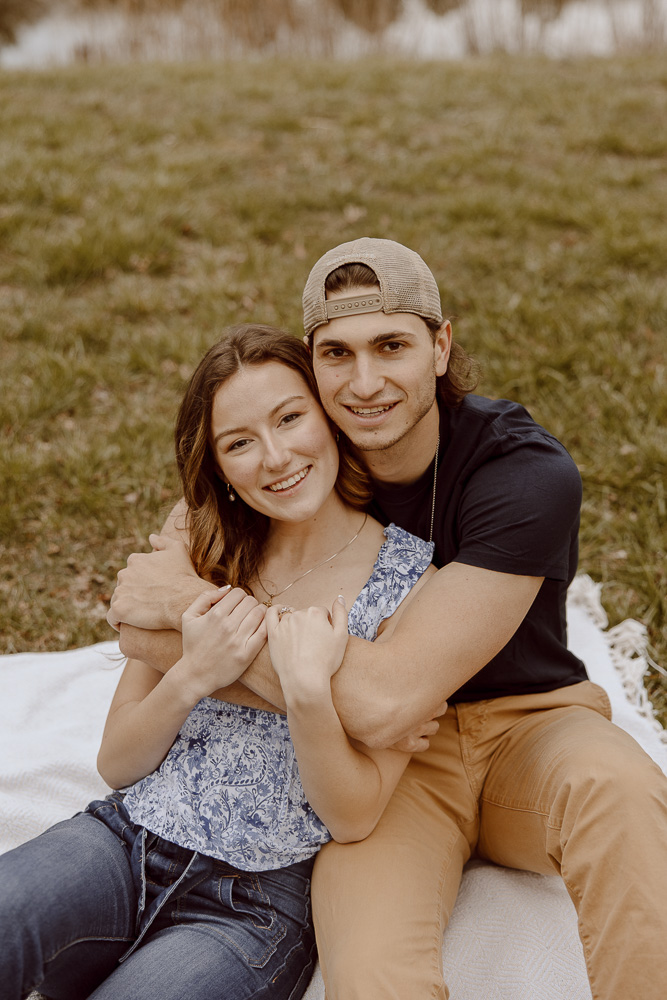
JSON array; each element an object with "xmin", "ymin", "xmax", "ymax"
[{"xmin": 347, "ymin": 524, "xmax": 435, "ymax": 641}]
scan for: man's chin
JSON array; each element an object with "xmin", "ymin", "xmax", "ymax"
[{"xmin": 340, "ymin": 427, "xmax": 403, "ymax": 453}]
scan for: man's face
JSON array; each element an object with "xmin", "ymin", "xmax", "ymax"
[{"xmin": 310, "ymin": 285, "xmax": 451, "ymax": 455}]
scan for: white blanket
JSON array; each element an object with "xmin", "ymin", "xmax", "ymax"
[{"xmin": 2, "ymin": 576, "xmax": 665, "ymax": 1000}]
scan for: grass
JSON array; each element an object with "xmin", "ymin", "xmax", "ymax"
[{"xmin": 0, "ymin": 55, "xmax": 665, "ymax": 722}]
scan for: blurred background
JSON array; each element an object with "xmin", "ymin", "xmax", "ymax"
[
  {"xmin": 2, "ymin": 0, "xmax": 666, "ymax": 64},
  {"xmin": 1, "ymin": 0, "xmax": 665, "ymax": 722}
]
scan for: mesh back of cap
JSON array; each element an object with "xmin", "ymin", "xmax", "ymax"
[{"xmin": 303, "ymin": 238, "xmax": 442, "ymax": 336}]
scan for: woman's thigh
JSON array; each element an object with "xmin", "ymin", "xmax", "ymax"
[
  {"xmin": 90, "ymin": 855, "xmax": 317, "ymax": 1000},
  {"xmin": 0, "ymin": 809, "xmax": 137, "ymax": 1000}
]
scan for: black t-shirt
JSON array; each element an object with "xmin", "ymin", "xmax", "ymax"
[{"xmin": 369, "ymin": 395, "xmax": 588, "ymax": 701}]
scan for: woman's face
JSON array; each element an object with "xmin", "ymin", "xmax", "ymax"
[{"xmin": 210, "ymin": 362, "xmax": 340, "ymax": 523}]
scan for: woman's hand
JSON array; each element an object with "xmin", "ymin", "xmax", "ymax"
[
  {"xmin": 266, "ymin": 597, "xmax": 349, "ymax": 704},
  {"xmin": 175, "ymin": 587, "xmax": 267, "ymax": 699}
]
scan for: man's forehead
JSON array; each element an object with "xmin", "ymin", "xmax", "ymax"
[{"xmin": 311, "ymin": 311, "xmax": 430, "ymax": 350}]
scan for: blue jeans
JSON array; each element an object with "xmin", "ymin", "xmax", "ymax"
[{"xmin": 0, "ymin": 793, "xmax": 317, "ymax": 1000}]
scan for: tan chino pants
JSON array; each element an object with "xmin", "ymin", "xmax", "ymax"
[{"xmin": 313, "ymin": 681, "xmax": 667, "ymax": 999}]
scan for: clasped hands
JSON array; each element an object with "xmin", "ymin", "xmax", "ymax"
[{"xmin": 108, "ymin": 534, "xmax": 446, "ymax": 752}]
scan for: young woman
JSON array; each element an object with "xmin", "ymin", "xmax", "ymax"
[{"xmin": 0, "ymin": 325, "xmax": 435, "ymax": 1000}]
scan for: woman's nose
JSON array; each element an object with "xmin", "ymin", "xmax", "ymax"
[{"xmin": 262, "ymin": 434, "xmax": 291, "ymax": 471}]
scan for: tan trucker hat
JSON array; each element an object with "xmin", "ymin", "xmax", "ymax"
[{"xmin": 302, "ymin": 237, "xmax": 443, "ymax": 338}]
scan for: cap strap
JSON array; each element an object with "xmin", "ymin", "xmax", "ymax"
[{"xmin": 325, "ymin": 292, "xmax": 383, "ymax": 320}]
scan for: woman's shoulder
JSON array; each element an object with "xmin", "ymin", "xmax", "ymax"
[{"xmin": 378, "ymin": 523, "xmax": 435, "ymax": 573}]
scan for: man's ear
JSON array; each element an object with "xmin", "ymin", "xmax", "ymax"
[
  {"xmin": 303, "ymin": 333, "xmax": 311, "ymax": 352},
  {"xmin": 434, "ymin": 320, "xmax": 452, "ymax": 376}
]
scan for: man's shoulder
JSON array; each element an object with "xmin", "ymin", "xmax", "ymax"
[
  {"xmin": 445, "ymin": 394, "xmax": 568, "ymax": 454},
  {"xmin": 451, "ymin": 393, "xmax": 541, "ymax": 430}
]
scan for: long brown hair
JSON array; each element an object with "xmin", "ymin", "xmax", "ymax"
[
  {"xmin": 323, "ymin": 263, "xmax": 480, "ymax": 407},
  {"xmin": 175, "ymin": 324, "xmax": 372, "ymax": 589}
]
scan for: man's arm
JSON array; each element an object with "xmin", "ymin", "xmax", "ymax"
[{"xmin": 111, "ymin": 530, "xmax": 541, "ymax": 747}]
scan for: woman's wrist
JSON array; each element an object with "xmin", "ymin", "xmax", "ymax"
[
  {"xmin": 282, "ymin": 674, "xmax": 334, "ymax": 714},
  {"xmin": 164, "ymin": 657, "xmax": 211, "ymax": 708}
]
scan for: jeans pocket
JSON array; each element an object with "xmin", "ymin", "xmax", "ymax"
[{"xmin": 194, "ymin": 869, "xmax": 284, "ymax": 969}]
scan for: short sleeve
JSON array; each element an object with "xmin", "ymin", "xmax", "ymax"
[{"xmin": 454, "ymin": 436, "xmax": 582, "ymax": 581}]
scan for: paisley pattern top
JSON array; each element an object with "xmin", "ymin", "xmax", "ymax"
[{"xmin": 123, "ymin": 525, "xmax": 434, "ymax": 871}]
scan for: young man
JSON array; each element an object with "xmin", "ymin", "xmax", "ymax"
[{"xmin": 110, "ymin": 238, "xmax": 667, "ymax": 999}]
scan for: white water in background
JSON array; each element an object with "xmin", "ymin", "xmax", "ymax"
[{"xmin": 1, "ymin": 0, "xmax": 665, "ymax": 67}]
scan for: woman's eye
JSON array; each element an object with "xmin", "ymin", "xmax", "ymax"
[
  {"xmin": 280, "ymin": 412, "xmax": 301, "ymax": 426},
  {"xmin": 228, "ymin": 438, "xmax": 250, "ymax": 451}
]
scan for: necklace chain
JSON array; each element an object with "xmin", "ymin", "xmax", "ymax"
[
  {"xmin": 257, "ymin": 513, "xmax": 368, "ymax": 607},
  {"xmin": 429, "ymin": 436, "xmax": 439, "ymax": 544}
]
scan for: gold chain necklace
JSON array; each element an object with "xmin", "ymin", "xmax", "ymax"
[{"xmin": 257, "ymin": 513, "xmax": 369, "ymax": 607}]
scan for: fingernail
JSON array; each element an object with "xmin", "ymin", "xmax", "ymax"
[
  {"xmin": 219, "ymin": 584, "xmax": 232, "ymax": 592},
  {"xmin": 337, "ymin": 595, "xmax": 346, "ymax": 605}
]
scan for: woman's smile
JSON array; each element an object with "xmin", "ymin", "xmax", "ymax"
[{"xmin": 266, "ymin": 465, "xmax": 312, "ymax": 493}]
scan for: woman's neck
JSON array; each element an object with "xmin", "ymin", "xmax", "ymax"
[
  {"xmin": 258, "ymin": 493, "xmax": 365, "ymax": 593},
  {"xmin": 262, "ymin": 492, "xmax": 363, "ymax": 571}
]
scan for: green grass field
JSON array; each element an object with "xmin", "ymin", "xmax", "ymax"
[{"xmin": 1, "ymin": 56, "xmax": 665, "ymax": 721}]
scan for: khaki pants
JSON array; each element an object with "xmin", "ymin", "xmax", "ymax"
[{"xmin": 313, "ymin": 681, "xmax": 667, "ymax": 1000}]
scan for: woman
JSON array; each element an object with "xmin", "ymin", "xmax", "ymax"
[{"xmin": 0, "ymin": 325, "xmax": 436, "ymax": 1000}]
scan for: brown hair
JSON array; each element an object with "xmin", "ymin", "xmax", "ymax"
[
  {"xmin": 323, "ymin": 263, "xmax": 480, "ymax": 407},
  {"xmin": 175, "ymin": 324, "xmax": 371, "ymax": 589}
]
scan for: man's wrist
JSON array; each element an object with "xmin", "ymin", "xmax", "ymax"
[{"xmin": 169, "ymin": 578, "xmax": 218, "ymax": 630}]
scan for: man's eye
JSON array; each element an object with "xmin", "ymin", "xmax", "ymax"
[
  {"xmin": 382, "ymin": 341, "xmax": 403, "ymax": 352},
  {"xmin": 324, "ymin": 348, "xmax": 348, "ymax": 359}
]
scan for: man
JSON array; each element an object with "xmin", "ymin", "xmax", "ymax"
[{"xmin": 110, "ymin": 238, "xmax": 667, "ymax": 999}]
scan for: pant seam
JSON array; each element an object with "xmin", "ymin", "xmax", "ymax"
[
  {"xmin": 44, "ymin": 933, "xmax": 135, "ymax": 965},
  {"xmin": 559, "ymin": 862, "xmax": 602, "ymax": 1000}
]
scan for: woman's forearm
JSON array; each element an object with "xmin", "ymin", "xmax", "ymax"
[
  {"xmin": 284, "ymin": 680, "xmax": 408, "ymax": 843},
  {"xmin": 97, "ymin": 661, "xmax": 203, "ymax": 789}
]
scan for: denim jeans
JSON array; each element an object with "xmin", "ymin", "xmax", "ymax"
[{"xmin": 0, "ymin": 793, "xmax": 317, "ymax": 1000}]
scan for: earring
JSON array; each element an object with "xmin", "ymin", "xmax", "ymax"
[{"xmin": 226, "ymin": 483, "xmax": 236, "ymax": 502}]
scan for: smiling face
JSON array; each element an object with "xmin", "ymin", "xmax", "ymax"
[
  {"xmin": 210, "ymin": 361, "xmax": 340, "ymax": 524},
  {"xmin": 310, "ymin": 285, "xmax": 451, "ymax": 462}
]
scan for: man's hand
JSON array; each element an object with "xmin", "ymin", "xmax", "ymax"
[{"xmin": 107, "ymin": 534, "xmax": 216, "ymax": 632}]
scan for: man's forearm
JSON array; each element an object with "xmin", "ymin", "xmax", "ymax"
[
  {"xmin": 115, "ymin": 558, "xmax": 543, "ymax": 748},
  {"xmin": 247, "ymin": 563, "xmax": 544, "ymax": 748},
  {"xmin": 119, "ymin": 625, "xmax": 184, "ymax": 672}
]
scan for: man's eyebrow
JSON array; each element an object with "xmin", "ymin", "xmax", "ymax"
[
  {"xmin": 213, "ymin": 394, "xmax": 307, "ymax": 444},
  {"xmin": 315, "ymin": 331, "xmax": 418, "ymax": 350}
]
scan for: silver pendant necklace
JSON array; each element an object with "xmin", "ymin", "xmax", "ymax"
[{"xmin": 257, "ymin": 513, "xmax": 369, "ymax": 607}]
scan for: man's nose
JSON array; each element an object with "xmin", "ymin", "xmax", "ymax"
[{"xmin": 348, "ymin": 357, "xmax": 385, "ymax": 399}]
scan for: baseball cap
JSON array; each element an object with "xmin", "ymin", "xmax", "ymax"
[{"xmin": 302, "ymin": 237, "xmax": 443, "ymax": 338}]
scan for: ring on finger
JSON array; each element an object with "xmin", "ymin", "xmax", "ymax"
[{"xmin": 278, "ymin": 606, "xmax": 294, "ymax": 621}]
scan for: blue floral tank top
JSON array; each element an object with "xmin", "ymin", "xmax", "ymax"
[{"xmin": 123, "ymin": 525, "xmax": 433, "ymax": 871}]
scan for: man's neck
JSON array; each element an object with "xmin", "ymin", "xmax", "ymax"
[{"xmin": 362, "ymin": 404, "xmax": 440, "ymax": 486}]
